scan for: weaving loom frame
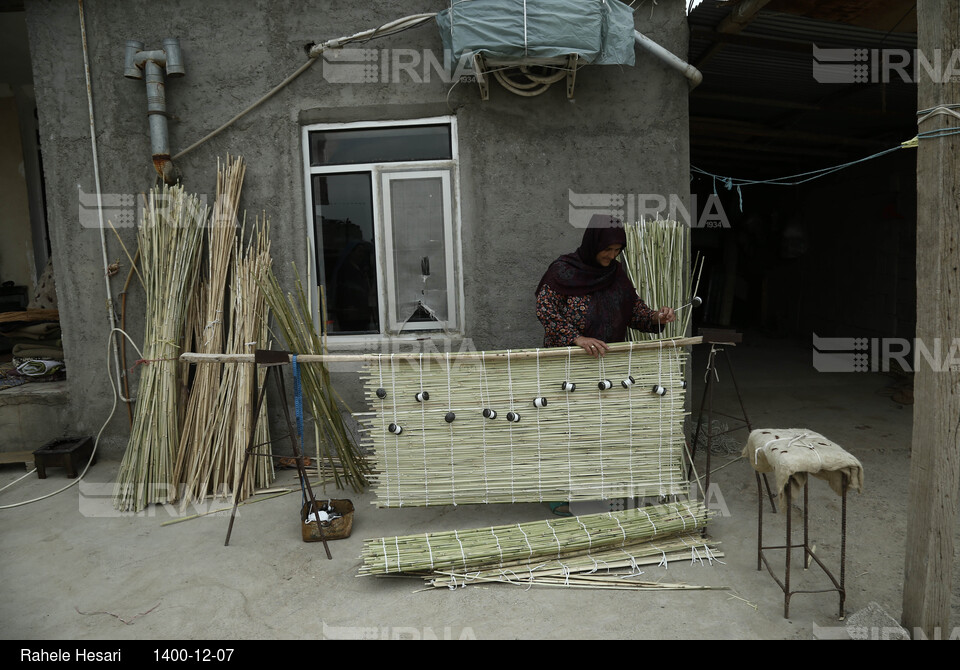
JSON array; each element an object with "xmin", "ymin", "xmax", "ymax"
[{"xmin": 359, "ymin": 338, "xmax": 700, "ymax": 507}]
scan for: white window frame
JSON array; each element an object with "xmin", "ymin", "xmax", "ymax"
[
  {"xmin": 380, "ymin": 169, "xmax": 457, "ymax": 333},
  {"xmin": 301, "ymin": 116, "xmax": 464, "ymax": 345}
]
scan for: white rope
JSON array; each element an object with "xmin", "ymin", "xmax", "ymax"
[
  {"xmin": 424, "ymin": 533, "xmax": 435, "ymax": 570},
  {"xmin": 597, "ymin": 354, "xmax": 606, "ymax": 498},
  {"xmin": 479, "ymin": 351, "xmax": 490, "ymax": 502},
  {"xmin": 640, "ymin": 507, "xmax": 659, "ymax": 536},
  {"xmin": 610, "ymin": 513, "xmax": 628, "ymax": 546},
  {"xmin": 491, "ymin": 528, "xmax": 505, "ymax": 567},
  {"xmin": 627, "ymin": 344, "xmax": 636, "ymax": 496},
  {"xmin": 517, "ymin": 523, "xmax": 534, "ymax": 561},
  {"xmin": 565, "ymin": 347, "xmax": 574, "ymax": 496},
  {"xmin": 522, "ymin": 0, "xmax": 528, "ymax": 56},
  {"xmin": 454, "ymin": 530, "xmax": 468, "ymax": 572},
  {"xmin": 657, "ymin": 340, "xmax": 665, "ymax": 497},
  {"xmin": 382, "ymin": 354, "xmax": 397, "ymax": 507},
  {"xmin": 506, "ymin": 349, "xmax": 516, "ymax": 503},
  {"xmin": 446, "ymin": 355, "xmax": 456, "ymax": 506},
  {"xmin": 419, "ymin": 353, "xmax": 429, "ymax": 506},
  {"xmin": 545, "ymin": 520, "xmax": 564, "ymax": 559},
  {"xmin": 535, "ymin": 348, "xmax": 543, "ymax": 500}
]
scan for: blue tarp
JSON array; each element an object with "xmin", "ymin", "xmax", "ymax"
[{"xmin": 436, "ymin": 0, "xmax": 636, "ymax": 66}]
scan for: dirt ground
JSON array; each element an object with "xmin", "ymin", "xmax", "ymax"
[{"xmin": 0, "ymin": 332, "xmax": 957, "ymax": 642}]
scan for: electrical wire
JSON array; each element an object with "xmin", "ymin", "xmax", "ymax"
[
  {"xmin": 0, "ymin": 328, "xmax": 141, "ymax": 509},
  {"xmin": 174, "ymin": 13, "xmax": 438, "ymax": 161}
]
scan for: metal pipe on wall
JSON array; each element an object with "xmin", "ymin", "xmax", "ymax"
[{"xmin": 124, "ymin": 38, "xmax": 184, "ymax": 183}]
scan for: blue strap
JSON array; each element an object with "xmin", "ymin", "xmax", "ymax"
[
  {"xmin": 292, "ymin": 354, "xmax": 304, "ymax": 447},
  {"xmin": 292, "ymin": 355, "xmax": 307, "ymax": 504}
]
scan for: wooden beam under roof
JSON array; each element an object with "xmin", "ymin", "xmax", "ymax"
[
  {"xmin": 765, "ymin": 0, "xmax": 917, "ymax": 33},
  {"xmin": 691, "ymin": 115, "xmax": 889, "ymax": 148}
]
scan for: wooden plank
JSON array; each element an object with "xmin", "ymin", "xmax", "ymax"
[
  {"xmin": 902, "ymin": 0, "xmax": 960, "ymax": 639},
  {"xmin": 0, "ymin": 450, "xmax": 35, "ymax": 469}
]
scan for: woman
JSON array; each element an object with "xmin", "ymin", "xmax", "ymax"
[
  {"xmin": 536, "ymin": 216, "xmax": 675, "ymax": 358},
  {"xmin": 535, "ymin": 216, "xmax": 676, "ymax": 517}
]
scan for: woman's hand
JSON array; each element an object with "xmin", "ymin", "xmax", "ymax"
[
  {"xmin": 654, "ymin": 307, "xmax": 676, "ymax": 325},
  {"xmin": 574, "ymin": 336, "xmax": 609, "ymax": 358}
]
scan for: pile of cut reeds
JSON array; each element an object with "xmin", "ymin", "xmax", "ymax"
[
  {"xmin": 113, "ymin": 185, "xmax": 207, "ymax": 512},
  {"xmin": 260, "ymin": 267, "xmax": 372, "ymax": 493},
  {"xmin": 623, "ymin": 218, "xmax": 704, "ymax": 341},
  {"xmin": 174, "ymin": 157, "xmax": 275, "ymax": 506},
  {"xmin": 359, "ymin": 501, "xmax": 722, "ymax": 590},
  {"xmin": 358, "ymin": 339, "xmax": 692, "ymax": 508}
]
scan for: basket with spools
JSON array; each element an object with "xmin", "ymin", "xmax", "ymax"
[{"xmin": 301, "ymin": 499, "xmax": 355, "ymax": 542}]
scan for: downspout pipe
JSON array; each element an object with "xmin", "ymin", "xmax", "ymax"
[
  {"xmin": 634, "ymin": 30, "xmax": 703, "ymax": 89},
  {"xmin": 124, "ymin": 38, "xmax": 184, "ymax": 183}
]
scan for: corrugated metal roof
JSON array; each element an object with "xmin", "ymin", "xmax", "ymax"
[{"xmin": 686, "ymin": 0, "xmax": 918, "ymax": 179}]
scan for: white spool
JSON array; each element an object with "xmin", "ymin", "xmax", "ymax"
[
  {"xmin": 415, "ymin": 391, "xmax": 430, "ymax": 403},
  {"xmin": 561, "ymin": 381, "xmax": 576, "ymax": 392},
  {"xmin": 506, "ymin": 411, "xmax": 521, "ymax": 423},
  {"xmin": 482, "ymin": 408, "xmax": 497, "ymax": 420},
  {"xmin": 388, "ymin": 423, "xmax": 403, "ymax": 435},
  {"xmin": 598, "ymin": 379, "xmax": 613, "ymax": 391},
  {"xmin": 651, "ymin": 385, "xmax": 667, "ymax": 396},
  {"xmin": 533, "ymin": 397, "xmax": 548, "ymax": 408},
  {"xmin": 621, "ymin": 375, "xmax": 635, "ymax": 388}
]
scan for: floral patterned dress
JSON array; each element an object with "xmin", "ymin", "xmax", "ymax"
[{"xmin": 536, "ymin": 284, "xmax": 663, "ymax": 348}]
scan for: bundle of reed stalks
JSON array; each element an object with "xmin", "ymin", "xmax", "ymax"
[
  {"xmin": 358, "ymin": 339, "xmax": 692, "ymax": 508},
  {"xmin": 113, "ymin": 184, "xmax": 207, "ymax": 512},
  {"xmin": 426, "ymin": 531, "xmax": 724, "ymax": 590},
  {"xmin": 622, "ymin": 218, "xmax": 704, "ymax": 341},
  {"xmin": 174, "ymin": 156, "xmax": 245, "ymax": 503},
  {"xmin": 359, "ymin": 501, "xmax": 712, "ymax": 577},
  {"xmin": 260, "ymin": 267, "xmax": 372, "ymax": 493},
  {"xmin": 173, "ymin": 157, "xmax": 277, "ymax": 506}
]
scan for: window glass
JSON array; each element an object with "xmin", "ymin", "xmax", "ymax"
[
  {"xmin": 312, "ymin": 173, "xmax": 379, "ymax": 334},
  {"xmin": 309, "ymin": 125, "xmax": 452, "ymax": 166},
  {"xmin": 387, "ymin": 176, "xmax": 448, "ymax": 326}
]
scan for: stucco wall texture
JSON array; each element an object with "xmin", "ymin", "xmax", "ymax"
[{"xmin": 24, "ymin": 0, "xmax": 691, "ymax": 455}]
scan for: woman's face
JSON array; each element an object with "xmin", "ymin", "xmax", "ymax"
[{"xmin": 595, "ymin": 244, "xmax": 624, "ymax": 267}]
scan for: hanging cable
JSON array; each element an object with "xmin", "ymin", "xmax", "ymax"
[{"xmin": 174, "ymin": 13, "xmax": 438, "ymax": 161}]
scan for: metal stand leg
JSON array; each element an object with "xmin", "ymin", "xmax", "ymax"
[
  {"xmin": 224, "ymin": 352, "xmax": 332, "ymax": 559},
  {"xmin": 691, "ymin": 335, "xmax": 777, "ymax": 512},
  {"xmin": 757, "ymin": 475, "xmax": 848, "ymax": 621}
]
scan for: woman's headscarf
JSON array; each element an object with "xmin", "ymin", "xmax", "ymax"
[{"xmin": 536, "ymin": 214, "xmax": 638, "ymax": 342}]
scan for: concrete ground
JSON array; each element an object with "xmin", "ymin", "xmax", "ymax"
[{"xmin": 1, "ymin": 332, "xmax": 957, "ymax": 641}]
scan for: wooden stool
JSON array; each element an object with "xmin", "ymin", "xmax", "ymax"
[
  {"xmin": 743, "ymin": 429, "xmax": 863, "ymax": 620},
  {"xmin": 33, "ymin": 436, "xmax": 95, "ymax": 479}
]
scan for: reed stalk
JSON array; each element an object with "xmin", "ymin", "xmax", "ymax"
[
  {"xmin": 622, "ymin": 218, "xmax": 704, "ymax": 341},
  {"xmin": 359, "ymin": 501, "xmax": 711, "ymax": 576},
  {"xmin": 113, "ymin": 184, "xmax": 207, "ymax": 512},
  {"xmin": 260, "ymin": 266, "xmax": 372, "ymax": 493}
]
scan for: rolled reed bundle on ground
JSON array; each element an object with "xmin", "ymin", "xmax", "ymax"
[
  {"xmin": 359, "ymin": 339, "xmax": 691, "ymax": 507},
  {"xmin": 261, "ymin": 268, "xmax": 372, "ymax": 493},
  {"xmin": 426, "ymin": 532, "xmax": 724, "ymax": 590},
  {"xmin": 113, "ymin": 185, "xmax": 207, "ymax": 512},
  {"xmin": 623, "ymin": 219, "xmax": 703, "ymax": 341},
  {"xmin": 359, "ymin": 501, "xmax": 710, "ymax": 576}
]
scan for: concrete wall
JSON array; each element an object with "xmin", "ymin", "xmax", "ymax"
[{"xmin": 24, "ymin": 0, "xmax": 691, "ymax": 456}]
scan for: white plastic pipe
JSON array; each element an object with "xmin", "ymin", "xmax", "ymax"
[
  {"xmin": 79, "ymin": 0, "xmax": 131, "ymax": 403},
  {"xmin": 634, "ymin": 30, "xmax": 703, "ymax": 89}
]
